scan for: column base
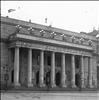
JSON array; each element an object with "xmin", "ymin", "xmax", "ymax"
[
  {"xmin": 61, "ymin": 84, "xmax": 67, "ymax": 88},
  {"xmin": 88, "ymin": 85, "xmax": 93, "ymax": 88},
  {"xmin": 51, "ymin": 83, "xmax": 56, "ymax": 88},
  {"xmin": 39, "ymin": 83, "xmax": 45, "ymax": 88},
  {"xmin": 14, "ymin": 83, "xmax": 20, "ymax": 87},
  {"xmin": 27, "ymin": 83, "xmax": 33, "ymax": 87},
  {"xmin": 94, "ymin": 85, "xmax": 97, "ymax": 88},
  {"xmin": 71, "ymin": 84, "xmax": 77, "ymax": 88},
  {"xmin": 81, "ymin": 85, "xmax": 85, "ymax": 89}
]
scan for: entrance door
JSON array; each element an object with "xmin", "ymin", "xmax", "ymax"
[
  {"xmin": 45, "ymin": 71, "xmax": 50, "ymax": 87},
  {"xmin": 55, "ymin": 72, "xmax": 61, "ymax": 86},
  {"xmin": 75, "ymin": 73, "xmax": 80, "ymax": 88},
  {"xmin": 36, "ymin": 71, "xmax": 39, "ymax": 87},
  {"xmin": 11, "ymin": 70, "xmax": 14, "ymax": 83}
]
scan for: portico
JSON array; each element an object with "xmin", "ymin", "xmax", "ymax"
[
  {"xmin": 12, "ymin": 41, "xmax": 93, "ymax": 89},
  {"xmin": 1, "ymin": 16, "xmax": 98, "ymax": 91}
]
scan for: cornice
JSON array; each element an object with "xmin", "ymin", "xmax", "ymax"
[
  {"xmin": 9, "ymin": 41, "xmax": 92, "ymax": 57},
  {"xmin": 8, "ymin": 33, "xmax": 94, "ymax": 51}
]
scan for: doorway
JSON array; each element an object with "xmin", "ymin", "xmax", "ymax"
[
  {"xmin": 55, "ymin": 72, "xmax": 61, "ymax": 86},
  {"xmin": 75, "ymin": 73, "xmax": 80, "ymax": 88},
  {"xmin": 36, "ymin": 71, "xmax": 39, "ymax": 86},
  {"xmin": 11, "ymin": 70, "xmax": 14, "ymax": 83},
  {"xmin": 45, "ymin": 71, "xmax": 50, "ymax": 87}
]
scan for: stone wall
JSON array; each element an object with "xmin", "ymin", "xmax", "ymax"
[
  {"xmin": 1, "ymin": 23, "xmax": 16, "ymax": 39},
  {"xmin": 97, "ymin": 37, "xmax": 99, "ymax": 88},
  {"xmin": 1, "ymin": 42, "xmax": 9, "ymax": 84}
]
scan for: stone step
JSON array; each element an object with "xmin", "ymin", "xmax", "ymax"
[{"xmin": 1, "ymin": 86, "xmax": 98, "ymax": 93}]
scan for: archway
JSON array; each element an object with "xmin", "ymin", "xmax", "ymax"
[
  {"xmin": 55, "ymin": 72, "xmax": 61, "ymax": 86},
  {"xmin": 36, "ymin": 71, "xmax": 39, "ymax": 86},
  {"xmin": 75, "ymin": 73, "xmax": 80, "ymax": 88}
]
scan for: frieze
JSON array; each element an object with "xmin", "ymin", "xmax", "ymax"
[{"xmin": 9, "ymin": 41, "xmax": 92, "ymax": 56}]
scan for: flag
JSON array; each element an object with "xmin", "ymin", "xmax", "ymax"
[{"xmin": 8, "ymin": 9, "xmax": 16, "ymax": 13}]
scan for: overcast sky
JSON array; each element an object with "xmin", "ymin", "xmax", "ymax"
[{"xmin": 1, "ymin": 1, "xmax": 99, "ymax": 33}]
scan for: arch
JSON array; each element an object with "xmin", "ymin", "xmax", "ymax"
[{"xmin": 55, "ymin": 71, "xmax": 61, "ymax": 86}]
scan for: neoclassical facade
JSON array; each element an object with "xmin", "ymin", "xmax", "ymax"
[
  {"xmin": 1, "ymin": 16, "xmax": 98, "ymax": 90},
  {"xmin": 88, "ymin": 30, "xmax": 99, "ymax": 88}
]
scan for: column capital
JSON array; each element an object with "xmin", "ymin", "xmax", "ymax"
[
  {"xmin": 81, "ymin": 55, "xmax": 84, "ymax": 57},
  {"xmin": 40, "ymin": 49, "xmax": 44, "ymax": 52},
  {"xmin": 29, "ymin": 48, "xmax": 32, "ymax": 50}
]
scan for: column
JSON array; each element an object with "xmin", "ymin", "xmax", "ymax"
[
  {"xmin": 80, "ymin": 56, "xmax": 85, "ymax": 88},
  {"xmin": 27, "ymin": 48, "xmax": 33, "ymax": 87},
  {"xmin": 61, "ymin": 53, "xmax": 67, "ymax": 87},
  {"xmin": 39, "ymin": 50, "xmax": 45, "ymax": 87},
  {"xmin": 51, "ymin": 51, "xmax": 56, "ymax": 88},
  {"xmin": 14, "ymin": 47, "xmax": 20, "ymax": 86},
  {"xmin": 88, "ymin": 57, "xmax": 93, "ymax": 88},
  {"xmin": 71, "ymin": 54, "xmax": 76, "ymax": 88}
]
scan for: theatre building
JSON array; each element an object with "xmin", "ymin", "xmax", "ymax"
[
  {"xmin": 1, "ymin": 16, "xmax": 98, "ymax": 90},
  {"xmin": 88, "ymin": 30, "xmax": 99, "ymax": 89}
]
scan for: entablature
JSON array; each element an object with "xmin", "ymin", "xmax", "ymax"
[
  {"xmin": 6, "ymin": 24, "xmax": 97, "ymax": 52},
  {"xmin": 9, "ymin": 41, "xmax": 92, "ymax": 57},
  {"xmin": 9, "ymin": 32, "xmax": 94, "ymax": 51}
]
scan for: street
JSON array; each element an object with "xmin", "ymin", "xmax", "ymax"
[{"xmin": 1, "ymin": 91, "xmax": 99, "ymax": 100}]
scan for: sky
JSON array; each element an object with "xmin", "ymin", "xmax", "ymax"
[{"xmin": 1, "ymin": 1, "xmax": 99, "ymax": 33}]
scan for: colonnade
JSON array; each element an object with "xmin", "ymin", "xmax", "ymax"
[{"xmin": 13, "ymin": 47, "xmax": 93, "ymax": 88}]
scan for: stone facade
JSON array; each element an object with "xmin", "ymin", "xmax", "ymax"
[
  {"xmin": 97, "ymin": 38, "xmax": 99, "ymax": 88},
  {"xmin": 88, "ymin": 30, "xmax": 99, "ymax": 88},
  {"xmin": 1, "ymin": 16, "xmax": 98, "ymax": 90}
]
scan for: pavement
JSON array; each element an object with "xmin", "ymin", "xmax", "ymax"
[{"xmin": 1, "ymin": 91, "xmax": 99, "ymax": 100}]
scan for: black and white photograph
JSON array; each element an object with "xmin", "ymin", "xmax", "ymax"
[{"xmin": 1, "ymin": 1, "xmax": 99, "ymax": 100}]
